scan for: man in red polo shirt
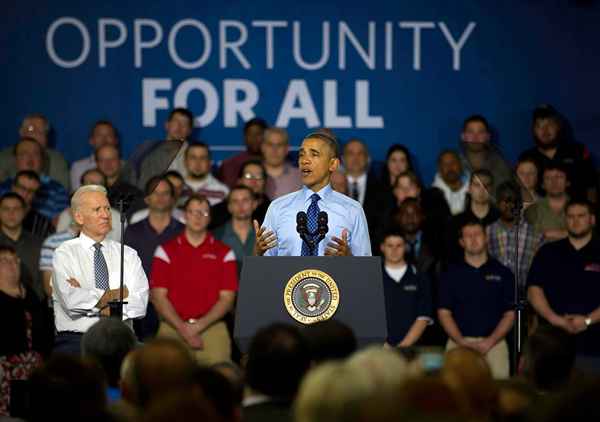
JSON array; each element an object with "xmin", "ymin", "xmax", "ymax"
[{"xmin": 150, "ymin": 193, "xmax": 238, "ymax": 364}]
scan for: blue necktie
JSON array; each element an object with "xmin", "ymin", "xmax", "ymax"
[
  {"xmin": 94, "ymin": 243, "xmax": 110, "ymax": 291},
  {"xmin": 301, "ymin": 193, "xmax": 320, "ymax": 256}
]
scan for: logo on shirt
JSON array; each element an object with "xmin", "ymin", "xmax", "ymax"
[
  {"xmin": 403, "ymin": 284, "xmax": 418, "ymax": 292},
  {"xmin": 584, "ymin": 263, "xmax": 600, "ymax": 273},
  {"xmin": 485, "ymin": 274, "xmax": 502, "ymax": 282},
  {"xmin": 201, "ymin": 253, "xmax": 217, "ymax": 260},
  {"xmin": 284, "ymin": 269, "xmax": 340, "ymax": 325}
]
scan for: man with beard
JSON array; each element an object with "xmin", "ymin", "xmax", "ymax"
[
  {"xmin": 520, "ymin": 105, "xmax": 597, "ymax": 202},
  {"xmin": 459, "ymin": 115, "xmax": 512, "ymax": 195},
  {"xmin": 181, "ymin": 142, "xmax": 229, "ymax": 205},
  {"xmin": 439, "ymin": 219, "xmax": 515, "ymax": 378},
  {"xmin": 527, "ymin": 199, "xmax": 600, "ymax": 373},
  {"xmin": 432, "ymin": 149, "xmax": 469, "ymax": 216}
]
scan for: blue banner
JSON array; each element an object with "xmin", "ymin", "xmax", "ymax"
[{"xmin": 2, "ymin": 1, "xmax": 599, "ymax": 181}]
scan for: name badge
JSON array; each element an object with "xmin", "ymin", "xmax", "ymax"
[
  {"xmin": 485, "ymin": 274, "xmax": 502, "ymax": 282},
  {"xmin": 403, "ymin": 285, "xmax": 417, "ymax": 291},
  {"xmin": 584, "ymin": 263, "xmax": 600, "ymax": 272}
]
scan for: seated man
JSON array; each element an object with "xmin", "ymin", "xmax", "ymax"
[
  {"xmin": 150, "ymin": 194, "xmax": 238, "ymax": 364},
  {"xmin": 11, "ymin": 170, "xmax": 54, "ymax": 239},
  {"xmin": 52, "ymin": 185, "xmax": 148, "ymax": 355},
  {"xmin": 0, "ymin": 137, "xmax": 69, "ymax": 220},
  {"xmin": 0, "ymin": 113, "xmax": 69, "ymax": 189},
  {"xmin": 380, "ymin": 229, "xmax": 433, "ymax": 348}
]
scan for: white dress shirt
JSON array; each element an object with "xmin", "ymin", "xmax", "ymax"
[
  {"xmin": 346, "ymin": 173, "xmax": 367, "ymax": 205},
  {"xmin": 52, "ymin": 232, "xmax": 149, "ymax": 332}
]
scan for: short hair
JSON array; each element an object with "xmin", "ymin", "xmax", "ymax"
[
  {"xmin": 532, "ymin": 104, "xmax": 561, "ymax": 124},
  {"xmin": 459, "ymin": 218, "xmax": 486, "ymax": 238},
  {"xmin": 164, "ymin": 170, "xmax": 184, "ymax": 183},
  {"xmin": 168, "ymin": 107, "xmax": 193, "ymax": 125},
  {"xmin": 238, "ymin": 159, "xmax": 266, "ymax": 179},
  {"xmin": 71, "ymin": 184, "xmax": 108, "ymax": 211},
  {"xmin": 0, "ymin": 244, "xmax": 18, "ymax": 256},
  {"xmin": 14, "ymin": 169, "xmax": 41, "ymax": 185},
  {"xmin": 264, "ymin": 127, "xmax": 289, "ymax": 144},
  {"xmin": 380, "ymin": 227, "xmax": 407, "ymax": 244},
  {"xmin": 184, "ymin": 141, "xmax": 211, "ymax": 160},
  {"xmin": 89, "ymin": 119, "xmax": 117, "ymax": 138},
  {"xmin": 303, "ymin": 131, "xmax": 340, "ymax": 158},
  {"xmin": 94, "ymin": 143, "xmax": 120, "ymax": 161},
  {"xmin": 227, "ymin": 184, "xmax": 254, "ymax": 203},
  {"xmin": 246, "ymin": 323, "xmax": 311, "ymax": 398},
  {"xmin": 145, "ymin": 175, "xmax": 175, "ymax": 197},
  {"xmin": 394, "ymin": 170, "xmax": 422, "ymax": 190},
  {"xmin": 191, "ymin": 367, "xmax": 240, "ymax": 421},
  {"xmin": 22, "ymin": 113, "xmax": 50, "ymax": 134},
  {"xmin": 462, "ymin": 114, "xmax": 490, "ymax": 132},
  {"xmin": 566, "ymin": 198, "xmax": 596, "ymax": 215},
  {"xmin": 14, "ymin": 136, "xmax": 42, "ymax": 155},
  {"xmin": 470, "ymin": 169, "xmax": 494, "ymax": 185},
  {"xmin": 343, "ymin": 138, "xmax": 368, "ymax": 156},
  {"xmin": 523, "ymin": 325, "xmax": 575, "ymax": 392},
  {"xmin": 543, "ymin": 161, "xmax": 568, "ymax": 177},
  {"xmin": 496, "ymin": 181, "xmax": 519, "ymax": 200},
  {"xmin": 516, "ymin": 154, "xmax": 540, "ymax": 171},
  {"xmin": 81, "ymin": 319, "xmax": 137, "ymax": 387},
  {"xmin": 0, "ymin": 192, "xmax": 26, "ymax": 209},
  {"xmin": 303, "ymin": 320, "xmax": 357, "ymax": 363},
  {"xmin": 80, "ymin": 168, "xmax": 107, "ymax": 187},
  {"xmin": 183, "ymin": 193, "xmax": 210, "ymax": 211},
  {"xmin": 437, "ymin": 149, "xmax": 461, "ymax": 166},
  {"xmin": 243, "ymin": 117, "xmax": 268, "ymax": 133}
]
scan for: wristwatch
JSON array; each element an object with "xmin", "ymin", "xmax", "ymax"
[{"xmin": 584, "ymin": 316, "xmax": 593, "ymax": 327}]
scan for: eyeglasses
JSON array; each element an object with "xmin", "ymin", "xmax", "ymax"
[
  {"xmin": 242, "ymin": 173, "xmax": 264, "ymax": 181},
  {"xmin": 186, "ymin": 209, "xmax": 210, "ymax": 217}
]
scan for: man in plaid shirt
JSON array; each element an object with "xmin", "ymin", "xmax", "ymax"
[{"xmin": 487, "ymin": 182, "xmax": 543, "ymax": 291}]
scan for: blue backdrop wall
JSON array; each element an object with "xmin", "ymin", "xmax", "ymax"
[{"xmin": 2, "ymin": 1, "xmax": 599, "ymax": 182}]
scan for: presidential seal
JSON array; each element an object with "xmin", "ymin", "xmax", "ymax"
[{"xmin": 284, "ymin": 269, "xmax": 340, "ymax": 324}]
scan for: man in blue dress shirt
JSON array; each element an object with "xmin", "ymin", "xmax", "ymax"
[{"xmin": 253, "ymin": 132, "xmax": 371, "ymax": 257}]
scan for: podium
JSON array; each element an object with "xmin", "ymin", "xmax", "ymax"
[{"xmin": 234, "ymin": 256, "xmax": 386, "ymax": 351}]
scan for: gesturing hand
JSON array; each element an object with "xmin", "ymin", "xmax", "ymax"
[
  {"xmin": 253, "ymin": 220, "xmax": 278, "ymax": 256},
  {"xmin": 325, "ymin": 229, "xmax": 352, "ymax": 256}
]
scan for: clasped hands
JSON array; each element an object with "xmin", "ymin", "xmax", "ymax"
[
  {"xmin": 253, "ymin": 220, "xmax": 352, "ymax": 256},
  {"xmin": 551, "ymin": 314, "xmax": 589, "ymax": 334}
]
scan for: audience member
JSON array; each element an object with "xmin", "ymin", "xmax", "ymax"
[
  {"xmin": 52, "ymin": 185, "xmax": 148, "ymax": 355},
  {"xmin": 0, "ymin": 113, "xmax": 69, "ymax": 190},
  {"xmin": 144, "ymin": 389, "xmax": 222, "ymax": 422},
  {"xmin": 262, "ymin": 127, "xmax": 301, "ymax": 200},
  {"xmin": 96, "ymin": 144, "xmax": 144, "ymax": 213},
  {"xmin": 218, "ymin": 117, "xmax": 268, "ymax": 188},
  {"xmin": 0, "ymin": 245, "xmax": 53, "ymax": 416},
  {"xmin": 520, "ymin": 104, "xmax": 598, "ymax": 202},
  {"xmin": 244, "ymin": 323, "xmax": 311, "ymax": 422},
  {"xmin": 302, "ymin": 319, "xmax": 356, "ymax": 363},
  {"xmin": 151, "ymin": 194, "xmax": 238, "ymax": 364},
  {"xmin": 81, "ymin": 318, "xmax": 137, "ymax": 403},
  {"xmin": 0, "ymin": 137, "xmax": 69, "ymax": 220},
  {"xmin": 0, "ymin": 192, "xmax": 44, "ymax": 299},
  {"xmin": 129, "ymin": 170, "xmax": 186, "ymax": 225},
  {"xmin": 379, "ymin": 144, "xmax": 414, "ymax": 192},
  {"xmin": 524, "ymin": 162, "xmax": 569, "ymax": 241},
  {"xmin": 438, "ymin": 219, "xmax": 515, "ymax": 378},
  {"xmin": 70, "ymin": 120, "xmax": 119, "ymax": 191},
  {"xmin": 11, "ymin": 170, "xmax": 54, "ymax": 239},
  {"xmin": 515, "ymin": 155, "xmax": 541, "ymax": 210},
  {"xmin": 214, "ymin": 185, "xmax": 256, "ymax": 275},
  {"xmin": 191, "ymin": 366, "xmax": 242, "ymax": 422},
  {"xmin": 329, "ymin": 169, "xmax": 349, "ymax": 195},
  {"xmin": 380, "ymin": 229, "xmax": 432, "ymax": 348},
  {"xmin": 124, "ymin": 175, "xmax": 184, "ymax": 339},
  {"xmin": 527, "ymin": 199, "xmax": 600, "ymax": 373},
  {"xmin": 432, "ymin": 149, "xmax": 469, "ymax": 215},
  {"xmin": 181, "ymin": 141, "xmax": 229, "ymax": 205},
  {"xmin": 487, "ymin": 181, "xmax": 543, "ymax": 289}
]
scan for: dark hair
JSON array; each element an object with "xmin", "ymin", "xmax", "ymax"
[
  {"xmin": 164, "ymin": 170, "xmax": 184, "ymax": 182},
  {"xmin": 532, "ymin": 104, "xmax": 561, "ymax": 124},
  {"xmin": 227, "ymin": 184, "xmax": 254, "ymax": 203},
  {"xmin": 191, "ymin": 367, "xmax": 240, "ymax": 420},
  {"xmin": 145, "ymin": 175, "xmax": 175, "ymax": 197},
  {"xmin": 381, "ymin": 227, "xmax": 408, "ymax": 244},
  {"xmin": 469, "ymin": 169, "xmax": 494, "ymax": 186},
  {"xmin": 436, "ymin": 149, "xmax": 461, "ymax": 166},
  {"xmin": 238, "ymin": 159, "xmax": 266, "ymax": 179},
  {"xmin": 246, "ymin": 323, "xmax": 311, "ymax": 398},
  {"xmin": 459, "ymin": 217, "xmax": 486, "ymax": 238},
  {"xmin": 93, "ymin": 143, "xmax": 120, "ymax": 162},
  {"xmin": 14, "ymin": 169, "xmax": 41, "ymax": 185},
  {"xmin": 394, "ymin": 170, "xmax": 422, "ymax": 190},
  {"xmin": 462, "ymin": 114, "xmax": 490, "ymax": 132},
  {"xmin": 0, "ymin": 191, "xmax": 26, "ymax": 208},
  {"xmin": 343, "ymin": 138, "xmax": 368, "ymax": 155},
  {"xmin": 243, "ymin": 117, "xmax": 268, "ymax": 133},
  {"xmin": 0, "ymin": 244, "xmax": 18, "ymax": 256},
  {"xmin": 183, "ymin": 193, "xmax": 210, "ymax": 211},
  {"xmin": 89, "ymin": 120, "xmax": 117, "ymax": 139},
  {"xmin": 566, "ymin": 198, "xmax": 596, "ymax": 215},
  {"xmin": 81, "ymin": 319, "xmax": 137, "ymax": 387},
  {"xmin": 524, "ymin": 325, "xmax": 575, "ymax": 392},
  {"xmin": 80, "ymin": 168, "xmax": 107, "ymax": 187},
  {"xmin": 168, "ymin": 107, "xmax": 193, "ymax": 125},
  {"xmin": 516, "ymin": 154, "xmax": 540, "ymax": 172},
  {"xmin": 303, "ymin": 131, "xmax": 340, "ymax": 158},
  {"xmin": 184, "ymin": 141, "xmax": 211, "ymax": 160},
  {"xmin": 302, "ymin": 319, "xmax": 357, "ymax": 363},
  {"xmin": 380, "ymin": 144, "xmax": 414, "ymax": 188},
  {"xmin": 543, "ymin": 161, "xmax": 568, "ymax": 177},
  {"xmin": 496, "ymin": 181, "xmax": 519, "ymax": 200}
]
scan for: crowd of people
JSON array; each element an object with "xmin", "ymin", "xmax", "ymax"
[{"xmin": 0, "ymin": 104, "xmax": 599, "ymax": 420}]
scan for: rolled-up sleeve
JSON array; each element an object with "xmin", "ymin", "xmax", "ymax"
[
  {"xmin": 350, "ymin": 206, "xmax": 372, "ymax": 256},
  {"xmin": 123, "ymin": 248, "xmax": 149, "ymax": 319}
]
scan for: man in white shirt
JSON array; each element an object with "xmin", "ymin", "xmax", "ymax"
[
  {"xmin": 52, "ymin": 184, "xmax": 148, "ymax": 355},
  {"xmin": 182, "ymin": 142, "xmax": 229, "ymax": 205},
  {"xmin": 432, "ymin": 149, "xmax": 469, "ymax": 215}
]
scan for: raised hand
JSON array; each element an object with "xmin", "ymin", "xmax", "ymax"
[
  {"xmin": 253, "ymin": 220, "xmax": 278, "ymax": 256},
  {"xmin": 324, "ymin": 229, "xmax": 352, "ymax": 256}
]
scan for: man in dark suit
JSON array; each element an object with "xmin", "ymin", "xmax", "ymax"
[{"xmin": 242, "ymin": 323, "xmax": 311, "ymax": 422}]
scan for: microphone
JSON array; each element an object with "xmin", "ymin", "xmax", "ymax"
[
  {"xmin": 317, "ymin": 211, "xmax": 328, "ymax": 236},
  {"xmin": 296, "ymin": 211, "xmax": 308, "ymax": 235}
]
